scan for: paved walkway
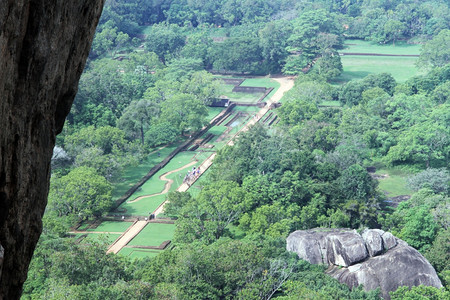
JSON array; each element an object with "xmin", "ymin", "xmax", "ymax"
[
  {"xmin": 105, "ymin": 76, "xmax": 295, "ymax": 254},
  {"xmin": 106, "ymin": 220, "xmax": 148, "ymax": 254}
]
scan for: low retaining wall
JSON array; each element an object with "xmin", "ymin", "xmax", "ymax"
[{"xmin": 232, "ymin": 86, "xmax": 267, "ymax": 93}]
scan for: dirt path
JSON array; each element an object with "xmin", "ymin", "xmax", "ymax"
[
  {"xmin": 106, "ymin": 220, "xmax": 148, "ymax": 254},
  {"xmin": 127, "ymin": 161, "xmax": 197, "ymax": 204}
]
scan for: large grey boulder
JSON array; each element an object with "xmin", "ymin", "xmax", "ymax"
[
  {"xmin": 326, "ymin": 230, "xmax": 368, "ymax": 267},
  {"xmin": 287, "ymin": 228, "xmax": 442, "ymax": 299}
]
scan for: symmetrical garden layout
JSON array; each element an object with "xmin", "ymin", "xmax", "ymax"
[{"xmin": 71, "ymin": 76, "xmax": 293, "ymax": 258}]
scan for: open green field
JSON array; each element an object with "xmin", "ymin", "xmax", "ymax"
[
  {"xmin": 119, "ymin": 247, "xmax": 162, "ymax": 259},
  {"xmin": 128, "ymin": 223, "xmax": 175, "ymax": 246},
  {"xmin": 337, "ymin": 56, "xmax": 423, "ymax": 83},
  {"xmin": 75, "ymin": 233, "xmax": 121, "ymax": 244},
  {"xmin": 219, "ymin": 84, "xmax": 263, "ymax": 103},
  {"xmin": 341, "ymin": 39, "xmax": 421, "ymax": 55},
  {"xmin": 87, "ymin": 221, "xmax": 131, "ymax": 232},
  {"xmin": 335, "ymin": 39, "xmax": 424, "ymax": 83},
  {"xmin": 376, "ymin": 168, "xmax": 413, "ymax": 197},
  {"xmin": 207, "ymin": 107, "xmax": 225, "ymax": 121},
  {"xmin": 112, "ymin": 142, "xmax": 184, "ymax": 199},
  {"xmin": 115, "ymin": 149, "xmax": 214, "ymax": 215},
  {"xmin": 117, "ymin": 194, "xmax": 166, "ymax": 216},
  {"xmin": 241, "ymin": 77, "xmax": 280, "ymax": 98},
  {"xmin": 234, "ymin": 106, "xmax": 260, "ymax": 113},
  {"xmin": 127, "ymin": 151, "xmax": 198, "ymax": 200}
]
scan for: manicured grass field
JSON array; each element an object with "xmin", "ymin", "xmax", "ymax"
[
  {"xmin": 341, "ymin": 39, "xmax": 421, "ymax": 55},
  {"xmin": 118, "ymin": 247, "xmax": 162, "ymax": 259},
  {"xmin": 127, "ymin": 151, "xmax": 198, "ymax": 200},
  {"xmin": 336, "ymin": 56, "xmax": 423, "ymax": 83},
  {"xmin": 112, "ymin": 143, "xmax": 183, "ymax": 199},
  {"xmin": 116, "ymin": 149, "xmax": 214, "ymax": 215},
  {"xmin": 241, "ymin": 77, "xmax": 280, "ymax": 98},
  {"xmin": 117, "ymin": 194, "xmax": 166, "ymax": 216},
  {"xmin": 375, "ymin": 168, "xmax": 413, "ymax": 197},
  {"xmin": 128, "ymin": 223, "xmax": 175, "ymax": 246},
  {"xmin": 335, "ymin": 39, "xmax": 424, "ymax": 83},
  {"xmin": 86, "ymin": 221, "xmax": 132, "ymax": 232},
  {"xmin": 234, "ymin": 106, "xmax": 260, "ymax": 113},
  {"xmin": 75, "ymin": 233, "xmax": 121, "ymax": 244},
  {"xmin": 207, "ymin": 107, "xmax": 225, "ymax": 121}
]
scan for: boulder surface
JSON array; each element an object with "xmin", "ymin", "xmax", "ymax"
[{"xmin": 287, "ymin": 228, "xmax": 442, "ymax": 299}]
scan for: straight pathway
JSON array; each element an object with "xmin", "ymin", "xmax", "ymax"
[{"xmin": 106, "ymin": 220, "xmax": 148, "ymax": 254}]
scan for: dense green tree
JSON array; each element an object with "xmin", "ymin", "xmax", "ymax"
[
  {"xmin": 145, "ymin": 23, "xmax": 186, "ymax": 63},
  {"xmin": 160, "ymin": 92, "xmax": 208, "ymax": 134},
  {"xmin": 390, "ymin": 285, "xmax": 449, "ymax": 300},
  {"xmin": 48, "ymin": 167, "xmax": 113, "ymax": 219},
  {"xmin": 174, "ymin": 181, "xmax": 248, "ymax": 244},
  {"xmin": 418, "ymin": 29, "xmax": 450, "ymax": 69},
  {"xmin": 407, "ymin": 168, "xmax": 450, "ymax": 195},
  {"xmin": 210, "ymin": 36, "xmax": 266, "ymax": 74},
  {"xmin": 118, "ymin": 99, "xmax": 159, "ymax": 144}
]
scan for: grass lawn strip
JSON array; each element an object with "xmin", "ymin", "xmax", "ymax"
[
  {"xmin": 375, "ymin": 168, "xmax": 413, "ymax": 197},
  {"xmin": 86, "ymin": 221, "xmax": 132, "ymax": 232},
  {"xmin": 112, "ymin": 143, "xmax": 182, "ymax": 199},
  {"xmin": 341, "ymin": 39, "xmax": 421, "ymax": 55},
  {"xmin": 337, "ymin": 56, "xmax": 422, "ymax": 83},
  {"xmin": 128, "ymin": 223, "xmax": 175, "ymax": 247},
  {"xmin": 118, "ymin": 247, "xmax": 162, "ymax": 259}
]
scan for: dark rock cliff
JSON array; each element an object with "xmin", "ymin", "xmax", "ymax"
[
  {"xmin": 287, "ymin": 228, "xmax": 442, "ymax": 299},
  {"xmin": 0, "ymin": 1, "xmax": 104, "ymax": 298}
]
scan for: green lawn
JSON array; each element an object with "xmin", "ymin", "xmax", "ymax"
[
  {"xmin": 118, "ymin": 247, "xmax": 162, "ymax": 259},
  {"xmin": 375, "ymin": 168, "xmax": 413, "ymax": 197},
  {"xmin": 112, "ymin": 143, "xmax": 183, "ymax": 199},
  {"xmin": 116, "ymin": 150, "xmax": 213, "ymax": 215},
  {"xmin": 117, "ymin": 194, "xmax": 166, "ymax": 216},
  {"xmin": 76, "ymin": 233, "xmax": 122, "ymax": 244},
  {"xmin": 334, "ymin": 39, "xmax": 424, "ymax": 83},
  {"xmin": 241, "ymin": 77, "xmax": 280, "ymax": 98},
  {"xmin": 86, "ymin": 221, "xmax": 132, "ymax": 232},
  {"xmin": 341, "ymin": 39, "xmax": 421, "ymax": 55},
  {"xmin": 128, "ymin": 223, "xmax": 175, "ymax": 246},
  {"xmin": 335, "ymin": 55, "xmax": 423, "ymax": 83},
  {"xmin": 127, "ymin": 151, "xmax": 198, "ymax": 200},
  {"xmin": 207, "ymin": 107, "xmax": 225, "ymax": 121},
  {"xmin": 234, "ymin": 106, "xmax": 260, "ymax": 113}
]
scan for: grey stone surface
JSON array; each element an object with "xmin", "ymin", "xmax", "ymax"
[
  {"xmin": 326, "ymin": 230, "xmax": 368, "ymax": 267},
  {"xmin": 362, "ymin": 229, "xmax": 383, "ymax": 257},
  {"xmin": 0, "ymin": 1, "xmax": 104, "ymax": 298},
  {"xmin": 287, "ymin": 228, "xmax": 443, "ymax": 299}
]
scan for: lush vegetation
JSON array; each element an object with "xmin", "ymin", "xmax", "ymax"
[{"xmin": 23, "ymin": 0, "xmax": 449, "ymax": 299}]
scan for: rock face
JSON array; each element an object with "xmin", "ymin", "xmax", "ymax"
[
  {"xmin": 287, "ymin": 228, "xmax": 442, "ymax": 299},
  {"xmin": 0, "ymin": 1, "xmax": 104, "ymax": 299}
]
